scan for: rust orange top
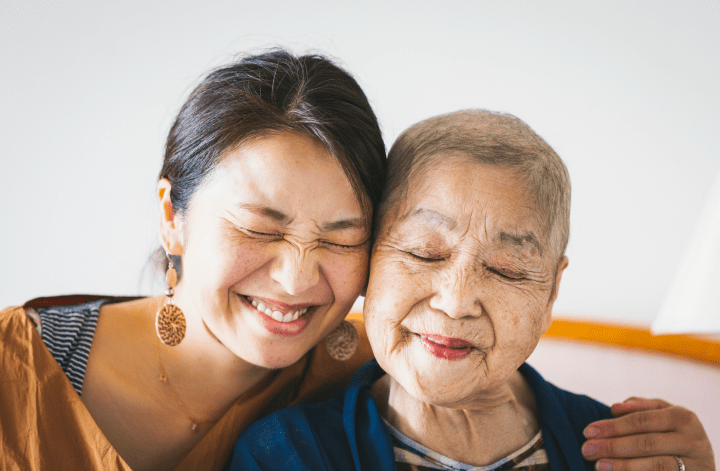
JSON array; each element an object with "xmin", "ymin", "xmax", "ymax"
[{"xmin": 0, "ymin": 297, "xmax": 374, "ymax": 471}]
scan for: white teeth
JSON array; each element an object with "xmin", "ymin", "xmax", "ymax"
[{"xmin": 245, "ymin": 296, "xmax": 311, "ymax": 322}]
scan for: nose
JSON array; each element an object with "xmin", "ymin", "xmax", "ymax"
[
  {"xmin": 428, "ymin": 264, "xmax": 484, "ymax": 319},
  {"xmin": 269, "ymin": 245, "xmax": 320, "ymax": 296}
]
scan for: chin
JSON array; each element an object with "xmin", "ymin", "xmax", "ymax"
[
  {"xmin": 249, "ymin": 347, "xmax": 309, "ymax": 369},
  {"xmin": 223, "ymin": 333, "xmax": 307, "ymax": 369},
  {"xmin": 398, "ymin": 361, "xmax": 483, "ymax": 404},
  {"xmin": 402, "ymin": 379, "xmax": 467, "ymax": 408},
  {"xmin": 412, "ymin": 376, "xmax": 457, "ymax": 400}
]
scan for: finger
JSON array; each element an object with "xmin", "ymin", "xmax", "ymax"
[
  {"xmin": 584, "ymin": 407, "xmax": 688, "ymax": 439},
  {"xmin": 593, "ymin": 456, "xmax": 688, "ymax": 471},
  {"xmin": 581, "ymin": 432, "xmax": 689, "ymax": 460},
  {"xmin": 611, "ymin": 398, "xmax": 672, "ymax": 418}
]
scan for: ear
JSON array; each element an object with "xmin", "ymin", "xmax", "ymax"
[
  {"xmin": 541, "ymin": 255, "xmax": 569, "ymax": 333},
  {"xmin": 157, "ymin": 178, "xmax": 184, "ymax": 256}
]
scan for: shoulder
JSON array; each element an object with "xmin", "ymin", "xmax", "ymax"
[
  {"xmin": 0, "ymin": 301, "xmax": 133, "ymax": 470},
  {"xmin": 35, "ymin": 298, "xmax": 105, "ymax": 335},
  {"xmin": 0, "ymin": 304, "xmax": 36, "ymax": 342},
  {"xmin": 292, "ymin": 318, "xmax": 375, "ymax": 405},
  {"xmin": 232, "ymin": 360, "xmax": 388, "ymax": 471},
  {"xmin": 546, "ymin": 381, "xmax": 612, "ymax": 425},
  {"xmin": 1, "ymin": 304, "xmax": 29, "ymax": 323},
  {"xmin": 0, "ymin": 304, "xmax": 47, "ymax": 362},
  {"xmin": 9, "ymin": 295, "xmax": 138, "ymax": 396},
  {"xmin": 241, "ymin": 359, "xmax": 383, "ymax": 441},
  {"xmin": 33, "ymin": 298, "xmax": 105, "ymax": 364},
  {"xmin": 520, "ymin": 362, "xmax": 612, "ymax": 425},
  {"xmin": 22, "ymin": 294, "xmax": 143, "ymax": 346},
  {"xmin": 520, "ymin": 363, "xmax": 611, "ymax": 470},
  {"xmin": 232, "ymin": 374, "xmax": 351, "ymax": 471}
]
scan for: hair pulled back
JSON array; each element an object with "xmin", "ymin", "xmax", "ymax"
[{"xmin": 160, "ymin": 49, "xmax": 386, "ymax": 224}]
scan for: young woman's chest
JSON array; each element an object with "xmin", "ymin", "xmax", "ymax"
[{"xmin": 81, "ymin": 301, "xmax": 216, "ymax": 471}]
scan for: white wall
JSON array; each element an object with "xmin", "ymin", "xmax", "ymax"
[{"xmin": 1, "ymin": 0, "xmax": 718, "ymax": 327}]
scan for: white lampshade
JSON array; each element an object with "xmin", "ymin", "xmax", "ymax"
[{"xmin": 652, "ymin": 167, "xmax": 720, "ymax": 335}]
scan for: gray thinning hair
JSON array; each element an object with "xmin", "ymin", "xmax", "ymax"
[{"xmin": 378, "ymin": 109, "xmax": 571, "ymax": 259}]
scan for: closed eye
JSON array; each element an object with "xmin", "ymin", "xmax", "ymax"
[
  {"xmin": 489, "ymin": 267, "xmax": 525, "ymax": 280},
  {"xmin": 406, "ymin": 250, "xmax": 444, "ymax": 262},
  {"xmin": 245, "ymin": 228, "xmax": 281, "ymax": 239},
  {"xmin": 322, "ymin": 240, "xmax": 366, "ymax": 251}
]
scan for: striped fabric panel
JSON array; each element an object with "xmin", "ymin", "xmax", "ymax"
[
  {"xmin": 386, "ymin": 417, "xmax": 550, "ymax": 471},
  {"xmin": 36, "ymin": 299, "xmax": 105, "ymax": 396}
]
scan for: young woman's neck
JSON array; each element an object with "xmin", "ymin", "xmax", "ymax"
[{"xmin": 149, "ymin": 295, "xmax": 271, "ymax": 419}]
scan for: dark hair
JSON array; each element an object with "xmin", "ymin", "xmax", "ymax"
[
  {"xmin": 378, "ymin": 109, "xmax": 570, "ymax": 258},
  {"xmin": 156, "ymin": 49, "xmax": 387, "ymax": 272}
]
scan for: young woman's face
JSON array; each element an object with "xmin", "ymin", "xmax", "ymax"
[{"xmin": 174, "ymin": 132, "xmax": 370, "ymax": 368}]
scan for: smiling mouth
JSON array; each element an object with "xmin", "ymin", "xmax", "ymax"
[
  {"xmin": 418, "ymin": 333, "xmax": 473, "ymax": 349},
  {"xmin": 416, "ymin": 333, "xmax": 474, "ymax": 360},
  {"xmin": 242, "ymin": 295, "xmax": 310, "ymax": 323}
]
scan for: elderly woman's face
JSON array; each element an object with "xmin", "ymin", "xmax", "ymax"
[{"xmin": 364, "ymin": 155, "xmax": 566, "ymax": 408}]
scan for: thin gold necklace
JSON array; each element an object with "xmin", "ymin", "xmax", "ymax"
[{"xmin": 155, "ymin": 337, "xmax": 216, "ymax": 432}]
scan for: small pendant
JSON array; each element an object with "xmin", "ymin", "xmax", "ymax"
[{"xmin": 190, "ymin": 422, "xmax": 198, "ymax": 432}]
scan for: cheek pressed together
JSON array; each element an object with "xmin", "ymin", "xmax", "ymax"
[
  {"xmin": 170, "ymin": 132, "xmax": 372, "ymax": 369},
  {"xmin": 364, "ymin": 156, "xmax": 566, "ymax": 408}
]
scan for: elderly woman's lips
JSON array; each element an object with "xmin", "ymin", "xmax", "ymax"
[
  {"xmin": 417, "ymin": 334, "xmax": 473, "ymax": 360},
  {"xmin": 418, "ymin": 334, "xmax": 473, "ymax": 348}
]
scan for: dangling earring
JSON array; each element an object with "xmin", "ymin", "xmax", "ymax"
[
  {"xmin": 155, "ymin": 253, "xmax": 186, "ymax": 346},
  {"xmin": 325, "ymin": 320, "xmax": 359, "ymax": 361}
]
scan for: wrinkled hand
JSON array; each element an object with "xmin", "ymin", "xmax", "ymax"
[{"xmin": 581, "ymin": 397, "xmax": 715, "ymax": 471}]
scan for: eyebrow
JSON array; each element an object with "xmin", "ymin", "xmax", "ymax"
[
  {"xmin": 400, "ymin": 207, "xmax": 457, "ymax": 230},
  {"xmin": 237, "ymin": 203, "xmax": 291, "ymax": 225},
  {"xmin": 499, "ymin": 231, "xmax": 543, "ymax": 255},
  {"xmin": 237, "ymin": 203, "xmax": 365, "ymax": 233},
  {"xmin": 321, "ymin": 217, "xmax": 366, "ymax": 232}
]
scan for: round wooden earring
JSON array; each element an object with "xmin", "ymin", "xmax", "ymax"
[
  {"xmin": 325, "ymin": 320, "xmax": 359, "ymax": 361},
  {"xmin": 155, "ymin": 257, "xmax": 186, "ymax": 346}
]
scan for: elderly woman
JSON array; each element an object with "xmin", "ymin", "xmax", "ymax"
[{"xmin": 232, "ymin": 110, "xmax": 715, "ymax": 471}]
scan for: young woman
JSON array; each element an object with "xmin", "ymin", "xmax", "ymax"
[{"xmin": 1, "ymin": 50, "xmax": 385, "ymax": 470}]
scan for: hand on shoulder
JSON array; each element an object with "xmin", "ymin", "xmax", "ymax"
[{"xmin": 582, "ymin": 397, "xmax": 715, "ymax": 471}]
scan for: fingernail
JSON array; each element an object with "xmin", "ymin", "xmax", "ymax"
[
  {"xmin": 582, "ymin": 443, "xmax": 599, "ymax": 457},
  {"xmin": 584, "ymin": 426, "xmax": 600, "ymax": 438},
  {"xmin": 597, "ymin": 461, "xmax": 613, "ymax": 471}
]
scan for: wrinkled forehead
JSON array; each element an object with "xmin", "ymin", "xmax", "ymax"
[{"xmin": 383, "ymin": 153, "xmax": 543, "ymax": 227}]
